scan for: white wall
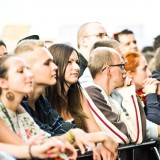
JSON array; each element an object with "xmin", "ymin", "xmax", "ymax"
[{"xmin": 0, "ymin": 0, "xmax": 159, "ymax": 51}]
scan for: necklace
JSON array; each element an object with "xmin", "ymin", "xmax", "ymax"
[
  {"xmin": 0, "ymin": 100, "xmax": 16, "ymax": 133},
  {"xmin": 0, "ymin": 100, "xmax": 29, "ymax": 141}
]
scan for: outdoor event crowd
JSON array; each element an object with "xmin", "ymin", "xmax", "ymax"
[{"xmin": 0, "ymin": 22, "xmax": 160, "ymax": 160}]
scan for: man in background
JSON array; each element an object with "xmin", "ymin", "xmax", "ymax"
[
  {"xmin": 112, "ymin": 29, "xmax": 138, "ymax": 53},
  {"xmin": 77, "ymin": 22, "xmax": 109, "ymax": 77}
]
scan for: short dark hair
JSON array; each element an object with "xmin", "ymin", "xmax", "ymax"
[
  {"xmin": 141, "ymin": 46, "xmax": 154, "ymax": 53},
  {"xmin": 153, "ymin": 35, "xmax": 160, "ymax": 51},
  {"xmin": 112, "ymin": 29, "xmax": 134, "ymax": 42},
  {"xmin": 120, "ymin": 29, "xmax": 133, "ymax": 34},
  {"xmin": 0, "ymin": 40, "xmax": 7, "ymax": 48},
  {"xmin": 17, "ymin": 35, "xmax": 40, "ymax": 44},
  {"xmin": 154, "ymin": 47, "xmax": 160, "ymax": 71}
]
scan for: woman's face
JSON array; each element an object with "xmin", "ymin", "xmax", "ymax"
[
  {"xmin": 64, "ymin": 51, "xmax": 80, "ymax": 87},
  {"xmin": 6, "ymin": 57, "xmax": 33, "ymax": 95},
  {"xmin": 132, "ymin": 55, "xmax": 151, "ymax": 90}
]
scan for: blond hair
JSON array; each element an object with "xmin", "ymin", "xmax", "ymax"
[
  {"xmin": 14, "ymin": 40, "xmax": 46, "ymax": 66},
  {"xmin": 88, "ymin": 47, "xmax": 114, "ymax": 78},
  {"xmin": 14, "ymin": 40, "xmax": 45, "ymax": 54}
]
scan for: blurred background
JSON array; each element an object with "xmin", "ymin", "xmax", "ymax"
[{"xmin": 0, "ymin": 0, "xmax": 159, "ymax": 52}]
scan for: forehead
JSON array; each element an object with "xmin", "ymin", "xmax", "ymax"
[
  {"xmin": 138, "ymin": 55, "xmax": 147, "ymax": 67},
  {"xmin": 69, "ymin": 50, "xmax": 79, "ymax": 59},
  {"xmin": 86, "ymin": 23, "xmax": 106, "ymax": 34},
  {"xmin": 7, "ymin": 57, "xmax": 27, "ymax": 69},
  {"xmin": 33, "ymin": 47, "xmax": 53, "ymax": 61},
  {"xmin": 119, "ymin": 34, "xmax": 135, "ymax": 44},
  {"xmin": 0, "ymin": 45, "xmax": 6, "ymax": 50}
]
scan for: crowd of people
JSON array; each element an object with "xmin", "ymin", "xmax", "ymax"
[{"xmin": 0, "ymin": 22, "xmax": 160, "ymax": 160}]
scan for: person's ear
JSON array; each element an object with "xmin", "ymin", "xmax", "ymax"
[
  {"xmin": 103, "ymin": 66, "xmax": 111, "ymax": 76},
  {"xmin": 0, "ymin": 78, "xmax": 8, "ymax": 89},
  {"xmin": 107, "ymin": 66, "xmax": 111, "ymax": 75}
]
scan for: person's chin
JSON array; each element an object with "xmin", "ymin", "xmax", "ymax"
[
  {"xmin": 118, "ymin": 82, "xmax": 124, "ymax": 88},
  {"xmin": 71, "ymin": 80, "xmax": 78, "ymax": 84},
  {"xmin": 51, "ymin": 80, "xmax": 57, "ymax": 85},
  {"xmin": 25, "ymin": 88, "xmax": 33, "ymax": 94}
]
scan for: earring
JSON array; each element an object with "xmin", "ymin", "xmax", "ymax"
[{"xmin": 6, "ymin": 92, "xmax": 15, "ymax": 101}]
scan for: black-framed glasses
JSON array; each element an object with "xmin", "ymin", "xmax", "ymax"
[
  {"xmin": 109, "ymin": 64, "xmax": 125, "ymax": 70},
  {"xmin": 102, "ymin": 63, "xmax": 125, "ymax": 71},
  {"xmin": 83, "ymin": 33, "xmax": 109, "ymax": 39}
]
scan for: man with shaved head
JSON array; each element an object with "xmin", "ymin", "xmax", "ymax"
[
  {"xmin": 83, "ymin": 46, "xmax": 145, "ymax": 145},
  {"xmin": 77, "ymin": 22, "xmax": 109, "ymax": 77}
]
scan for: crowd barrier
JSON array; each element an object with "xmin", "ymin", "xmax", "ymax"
[
  {"xmin": 118, "ymin": 138, "xmax": 160, "ymax": 160},
  {"xmin": 77, "ymin": 138, "xmax": 160, "ymax": 160}
]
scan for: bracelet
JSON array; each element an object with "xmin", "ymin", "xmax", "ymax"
[
  {"xmin": 67, "ymin": 130, "xmax": 75, "ymax": 144},
  {"xmin": 29, "ymin": 144, "xmax": 34, "ymax": 159}
]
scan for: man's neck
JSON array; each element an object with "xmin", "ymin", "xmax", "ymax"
[
  {"xmin": 93, "ymin": 76, "xmax": 113, "ymax": 96},
  {"xmin": 27, "ymin": 85, "xmax": 44, "ymax": 110}
]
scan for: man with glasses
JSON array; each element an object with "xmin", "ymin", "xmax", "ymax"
[
  {"xmin": 82, "ymin": 46, "xmax": 145, "ymax": 145},
  {"xmin": 77, "ymin": 22, "xmax": 109, "ymax": 78},
  {"xmin": 101, "ymin": 63, "xmax": 125, "ymax": 71},
  {"xmin": 85, "ymin": 40, "xmax": 160, "ymax": 160}
]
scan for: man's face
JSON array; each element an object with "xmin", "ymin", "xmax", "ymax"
[
  {"xmin": 82, "ymin": 23, "xmax": 109, "ymax": 60},
  {"xmin": 118, "ymin": 34, "xmax": 138, "ymax": 53},
  {"xmin": 110, "ymin": 52, "xmax": 126, "ymax": 88},
  {"xmin": 29, "ymin": 47, "xmax": 58, "ymax": 87}
]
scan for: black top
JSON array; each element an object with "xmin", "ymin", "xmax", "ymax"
[{"xmin": 78, "ymin": 53, "xmax": 88, "ymax": 78}]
